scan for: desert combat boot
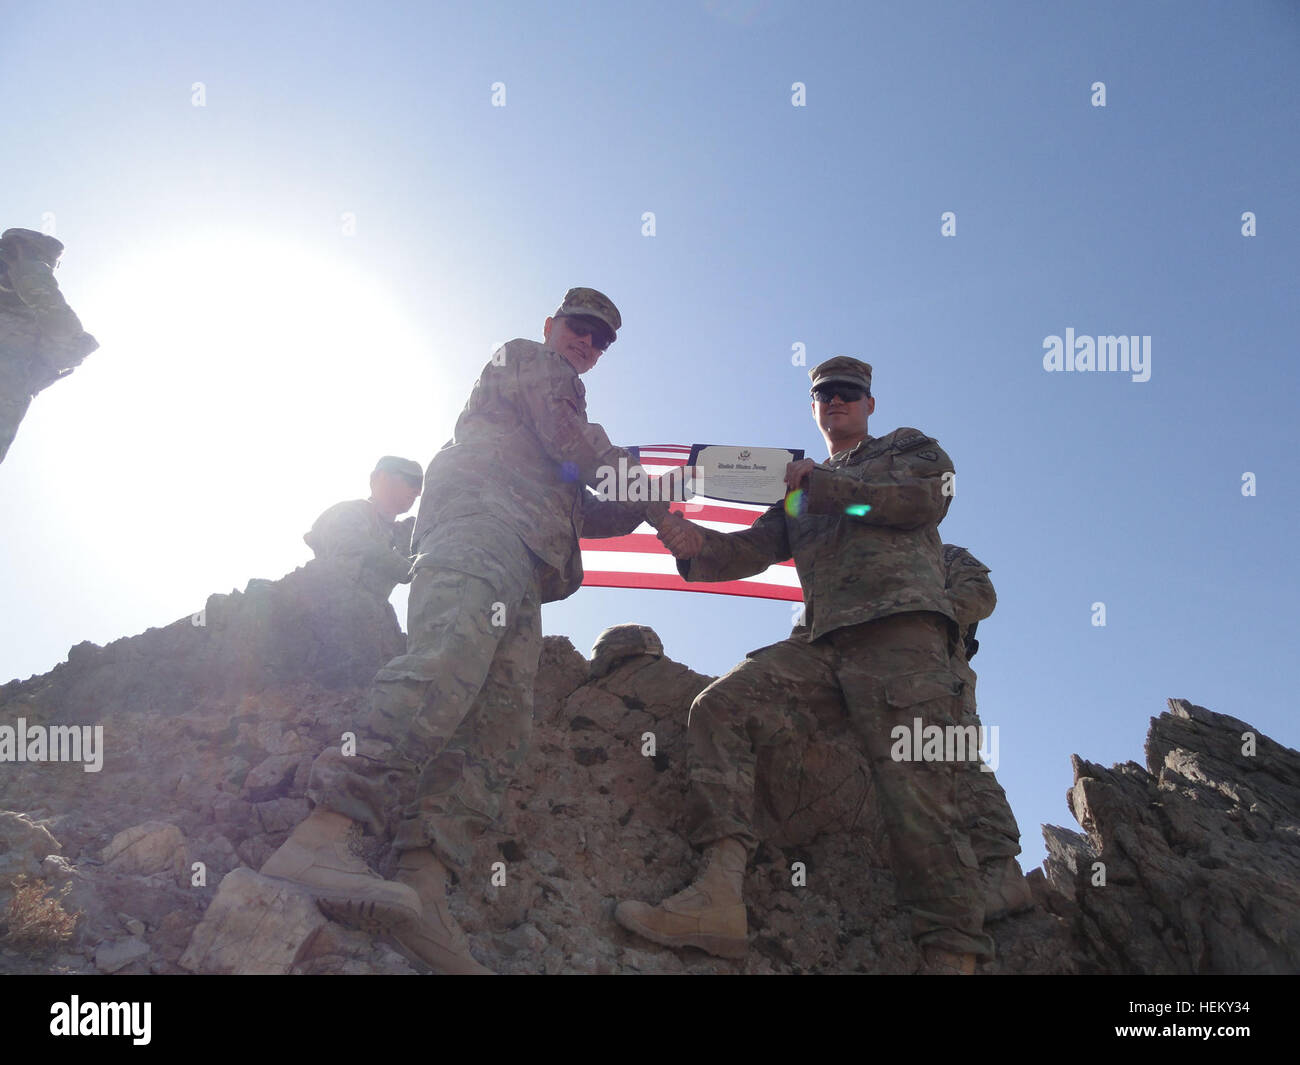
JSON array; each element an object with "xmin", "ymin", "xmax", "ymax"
[
  {"xmin": 614, "ymin": 837, "xmax": 748, "ymax": 959},
  {"xmin": 260, "ymin": 807, "xmax": 422, "ymax": 933},
  {"xmin": 384, "ymin": 848, "xmax": 493, "ymax": 975}
]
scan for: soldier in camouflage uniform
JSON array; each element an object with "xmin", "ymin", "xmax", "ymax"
[
  {"xmin": 304, "ymin": 455, "xmax": 424, "ymax": 601},
  {"xmin": 262, "ymin": 288, "xmax": 676, "ymax": 973},
  {"xmin": 0, "ymin": 229, "xmax": 98, "ymax": 465},
  {"xmin": 942, "ymin": 543, "xmax": 1032, "ymax": 919},
  {"xmin": 616, "ymin": 356, "xmax": 994, "ymax": 973}
]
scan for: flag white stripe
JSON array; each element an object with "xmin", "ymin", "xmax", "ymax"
[{"xmin": 581, "ymin": 550, "xmax": 801, "ymax": 588}]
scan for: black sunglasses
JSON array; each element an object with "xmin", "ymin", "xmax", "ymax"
[
  {"xmin": 810, "ymin": 383, "xmax": 869, "ymax": 403},
  {"xmin": 561, "ymin": 315, "xmax": 612, "ymax": 351}
]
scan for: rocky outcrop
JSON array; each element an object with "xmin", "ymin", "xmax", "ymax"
[
  {"xmin": 1039, "ymin": 698, "xmax": 1299, "ymax": 973},
  {"xmin": 1, "ymin": 565, "xmax": 1295, "ymax": 974}
]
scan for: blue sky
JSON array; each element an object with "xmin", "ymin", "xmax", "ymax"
[{"xmin": 1, "ymin": 0, "xmax": 1297, "ymax": 874}]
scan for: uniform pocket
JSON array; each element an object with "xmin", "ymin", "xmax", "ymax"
[{"xmin": 883, "ymin": 668, "xmax": 964, "ymax": 711}]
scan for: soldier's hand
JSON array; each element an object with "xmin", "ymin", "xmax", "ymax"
[
  {"xmin": 658, "ymin": 512, "xmax": 704, "ymax": 559},
  {"xmin": 785, "ymin": 458, "xmax": 816, "ymax": 492}
]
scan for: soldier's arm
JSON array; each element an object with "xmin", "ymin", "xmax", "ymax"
[
  {"xmin": 579, "ymin": 489, "xmax": 657, "ymax": 539},
  {"xmin": 803, "ymin": 432, "xmax": 953, "ymax": 530},
  {"xmin": 946, "ymin": 551, "xmax": 996, "ymax": 627},
  {"xmin": 393, "ymin": 515, "xmax": 416, "ymax": 555},
  {"xmin": 677, "ymin": 502, "xmax": 791, "ymax": 583},
  {"xmin": 515, "ymin": 347, "xmax": 669, "ymax": 527},
  {"xmin": 372, "ymin": 544, "xmax": 416, "ymax": 585}
]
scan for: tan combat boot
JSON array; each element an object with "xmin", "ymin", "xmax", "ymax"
[
  {"xmin": 922, "ymin": 947, "xmax": 978, "ymax": 974},
  {"xmin": 982, "ymin": 857, "xmax": 1034, "ymax": 921},
  {"xmin": 384, "ymin": 849, "xmax": 493, "ymax": 975},
  {"xmin": 260, "ymin": 808, "xmax": 422, "ymax": 933},
  {"xmin": 614, "ymin": 837, "xmax": 748, "ymax": 959}
]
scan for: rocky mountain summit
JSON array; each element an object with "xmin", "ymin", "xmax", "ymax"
[{"xmin": 1, "ymin": 562, "xmax": 1295, "ymax": 974}]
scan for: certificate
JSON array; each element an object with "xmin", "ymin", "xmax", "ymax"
[{"xmin": 686, "ymin": 444, "xmax": 805, "ymax": 506}]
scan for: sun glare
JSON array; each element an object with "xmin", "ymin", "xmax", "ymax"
[{"xmin": 40, "ymin": 232, "xmax": 441, "ymax": 618}]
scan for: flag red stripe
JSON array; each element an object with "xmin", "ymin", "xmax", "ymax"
[{"xmin": 581, "ymin": 570, "xmax": 803, "ymax": 601}]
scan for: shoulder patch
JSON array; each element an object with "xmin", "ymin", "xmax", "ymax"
[
  {"xmin": 891, "ymin": 428, "xmax": 936, "ymax": 453},
  {"xmin": 942, "ymin": 544, "xmax": 967, "ymax": 567}
]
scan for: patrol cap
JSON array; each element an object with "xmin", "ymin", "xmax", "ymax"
[
  {"xmin": 555, "ymin": 287, "xmax": 621, "ymax": 344},
  {"xmin": 809, "ymin": 355, "xmax": 872, "ymax": 395},
  {"xmin": 589, "ymin": 623, "xmax": 664, "ymax": 679},
  {"xmin": 371, "ymin": 455, "xmax": 424, "ymax": 487},
  {"xmin": 0, "ymin": 229, "xmax": 65, "ymax": 267}
]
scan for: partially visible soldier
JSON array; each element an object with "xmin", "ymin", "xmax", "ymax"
[
  {"xmin": 615, "ymin": 355, "xmax": 994, "ymax": 973},
  {"xmin": 261, "ymin": 287, "xmax": 678, "ymax": 973},
  {"xmin": 0, "ymin": 229, "xmax": 99, "ymax": 464},
  {"xmin": 941, "ymin": 543, "xmax": 1033, "ymax": 919},
  {"xmin": 304, "ymin": 456, "xmax": 424, "ymax": 601}
]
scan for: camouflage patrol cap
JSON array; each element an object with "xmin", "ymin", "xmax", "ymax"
[
  {"xmin": 0, "ymin": 229, "xmax": 65, "ymax": 267},
  {"xmin": 555, "ymin": 287, "xmax": 621, "ymax": 342},
  {"xmin": 589, "ymin": 623, "xmax": 664, "ymax": 679},
  {"xmin": 371, "ymin": 455, "xmax": 424, "ymax": 487},
  {"xmin": 809, "ymin": 356, "xmax": 872, "ymax": 395}
]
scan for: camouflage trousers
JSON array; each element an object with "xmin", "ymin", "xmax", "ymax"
[
  {"xmin": 307, "ymin": 516, "xmax": 542, "ymax": 875},
  {"xmin": 952, "ymin": 657, "xmax": 1022, "ymax": 867},
  {"xmin": 685, "ymin": 611, "xmax": 994, "ymax": 958}
]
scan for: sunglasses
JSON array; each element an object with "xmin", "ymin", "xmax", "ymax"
[
  {"xmin": 561, "ymin": 315, "xmax": 612, "ymax": 351},
  {"xmin": 810, "ymin": 383, "xmax": 869, "ymax": 403}
]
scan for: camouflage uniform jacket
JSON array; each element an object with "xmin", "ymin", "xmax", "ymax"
[
  {"xmin": 305, "ymin": 499, "xmax": 414, "ymax": 597},
  {"xmin": 413, "ymin": 339, "xmax": 667, "ymax": 604},
  {"xmin": 943, "ymin": 544, "xmax": 995, "ymax": 664},
  {"xmin": 0, "ymin": 251, "xmax": 98, "ymax": 396},
  {"xmin": 680, "ymin": 427, "xmax": 956, "ymax": 641}
]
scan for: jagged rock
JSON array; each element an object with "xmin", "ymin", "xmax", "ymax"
[
  {"xmin": 1043, "ymin": 698, "xmax": 1300, "ymax": 973},
  {"xmin": 1041, "ymin": 823, "xmax": 1096, "ymax": 903},
  {"xmin": 102, "ymin": 821, "xmax": 186, "ymax": 880},
  {"xmin": 178, "ymin": 867, "xmax": 328, "ymax": 975},
  {"xmin": 532, "ymin": 636, "xmax": 590, "ymax": 727}
]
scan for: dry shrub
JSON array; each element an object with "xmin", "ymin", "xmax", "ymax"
[{"xmin": 0, "ymin": 876, "xmax": 78, "ymax": 956}]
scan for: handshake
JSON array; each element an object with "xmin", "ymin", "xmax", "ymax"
[{"xmin": 656, "ymin": 511, "xmax": 705, "ymax": 559}]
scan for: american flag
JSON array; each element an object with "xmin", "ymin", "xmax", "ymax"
[{"xmin": 579, "ymin": 444, "xmax": 802, "ymax": 602}]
